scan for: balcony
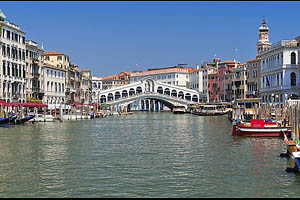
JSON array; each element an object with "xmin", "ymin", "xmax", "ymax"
[
  {"xmin": 32, "ymin": 87, "xmax": 40, "ymax": 92},
  {"xmin": 31, "ymin": 72, "xmax": 40, "ymax": 78},
  {"xmin": 12, "ymin": 93, "xmax": 21, "ymax": 99}
]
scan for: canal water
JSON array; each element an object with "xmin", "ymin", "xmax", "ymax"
[{"xmin": 0, "ymin": 112, "xmax": 299, "ymax": 197}]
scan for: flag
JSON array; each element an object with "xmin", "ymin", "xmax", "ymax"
[{"xmin": 296, "ymin": 138, "xmax": 300, "ymax": 150}]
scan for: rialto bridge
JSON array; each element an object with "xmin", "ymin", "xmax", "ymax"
[{"xmin": 93, "ymin": 78, "xmax": 201, "ymax": 112}]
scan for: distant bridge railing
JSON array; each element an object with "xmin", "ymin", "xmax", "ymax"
[{"xmin": 103, "ymin": 92, "xmax": 198, "ymax": 105}]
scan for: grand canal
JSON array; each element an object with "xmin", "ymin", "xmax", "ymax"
[{"xmin": 0, "ymin": 112, "xmax": 299, "ymax": 197}]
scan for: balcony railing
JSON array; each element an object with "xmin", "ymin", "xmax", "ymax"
[
  {"xmin": 12, "ymin": 93, "xmax": 21, "ymax": 99},
  {"xmin": 31, "ymin": 72, "xmax": 40, "ymax": 78},
  {"xmin": 32, "ymin": 87, "xmax": 40, "ymax": 92}
]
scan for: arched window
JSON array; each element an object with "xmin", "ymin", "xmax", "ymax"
[
  {"xmin": 100, "ymin": 95, "xmax": 106, "ymax": 103},
  {"xmin": 122, "ymin": 90, "xmax": 128, "ymax": 97},
  {"xmin": 108, "ymin": 93, "xmax": 114, "ymax": 101},
  {"xmin": 129, "ymin": 88, "xmax": 135, "ymax": 96},
  {"xmin": 291, "ymin": 52, "xmax": 296, "ymax": 64},
  {"xmin": 192, "ymin": 95, "xmax": 198, "ymax": 102},
  {"xmin": 185, "ymin": 93, "xmax": 191, "ymax": 101},
  {"xmin": 164, "ymin": 88, "xmax": 170, "ymax": 95},
  {"xmin": 171, "ymin": 90, "xmax": 177, "ymax": 97},
  {"xmin": 136, "ymin": 86, "xmax": 142, "ymax": 94},
  {"xmin": 291, "ymin": 72, "xmax": 296, "ymax": 86},
  {"xmin": 178, "ymin": 91, "xmax": 184, "ymax": 99},
  {"xmin": 157, "ymin": 86, "xmax": 163, "ymax": 94},
  {"xmin": 115, "ymin": 91, "xmax": 121, "ymax": 100}
]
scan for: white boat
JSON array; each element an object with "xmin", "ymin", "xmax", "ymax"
[
  {"xmin": 62, "ymin": 114, "xmax": 91, "ymax": 120},
  {"xmin": 192, "ymin": 104, "xmax": 228, "ymax": 116},
  {"xmin": 30, "ymin": 114, "xmax": 55, "ymax": 122},
  {"xmin": 112, "ymin": 112, "xmax": 120, "ymax": 116},
  {"xmin": 173, "ymin": 106, "xmax": 186, "ymax": 114}
]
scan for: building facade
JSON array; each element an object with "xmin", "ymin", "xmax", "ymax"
[
  {"xmin": 130, "ymin": 65, "xmax": 196, "ymax": 89},
  {"xmin": 80, "ymin": 69, "xmax": 92, "ymax": 105},
  {"xmin": 246, "ymin": 58, "xmax": 260, "ymax": 98},
  {"xmin": 91, "ymin": 76, "xmax": 103, "ymax": 104},
  {"xmin": 231, "ymin": 63, "xmax": 248, "ymax": 100},
  {"xmin": 260, "ymin": 40, "xmax": 299, "ymax": 103},
  {"xmin": 0, "ymin": 11, "xmax": 27, "ymax": 103},
  {"xmin": 25, "ymin": 40, "xmax": 44, "ymax": 101},
  {"xmin": 42, "ymin": 63, "xmax": 66, "ymax": 107},
  {"xmin": 101, "ymin": 72, "xmax": 131, "ymax": 90},
  {"xmin": 44, "ymin": 51, "xmax": 70, "ymax": 103}
]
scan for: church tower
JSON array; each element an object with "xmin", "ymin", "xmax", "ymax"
[{"xmin": 257, "ymin": 17, "xmax": 271, "ymax": 56}]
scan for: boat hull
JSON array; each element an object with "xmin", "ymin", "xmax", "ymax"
[
  {"xmin": 0, "ymin": 117, "xmax": 10, "ymax": 125},
  {"xmin": 173, "ymin": 111, "xmax": 186, "ymax": 114},
  {"xmin": 192, "ymin": 111, "xmax": 227, "ymax": 116},
  {"xmin": 14, "ymin": 115, "xmax": 35, "ymax": 124},
  {"xmin": 236, "ymin": 125, "xmax": 291, "ymax": 137}
]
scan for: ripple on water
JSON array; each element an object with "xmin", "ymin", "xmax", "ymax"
[{"xmin": 0, "ymin": 113, "xmax": 299, "ymax": 197}]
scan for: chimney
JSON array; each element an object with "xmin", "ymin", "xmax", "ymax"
[{"xmin": 196, "ymin": 64, "xmax": 199, "ymax": 70}]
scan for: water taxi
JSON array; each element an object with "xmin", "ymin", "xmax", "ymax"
[
  {"xmin": 173, "ymin": 106, "xmax": 187, "ymax": 114},
  {"xmin": 192, "ymin": 104, "xmax": 228, "ymax": 116},
  {"xmin": 232, "ymin": 118, "xmax": 291, "ymax": 137}
]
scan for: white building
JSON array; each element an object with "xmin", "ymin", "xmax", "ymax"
[
  {"xmin": 130, "ymin": 64, "xmax": 195, "ymax": 88},
  {"xmin": 91, "ymin": 76, "xmax": 103, "ymax": 104},
  {"xmin": 189, "ymin": 64, "xmax": 208, "ymax": 102},
  {"xmin": 42, "ymin": 63, "xmax": 66, "ymax": 108},
  {"xmin": 0, "ymin": 10, "xmax": 27, "ymax": 103},
  {"xmin": 260, "ymin": 40, "xmax": 299, "ymax": 103}
]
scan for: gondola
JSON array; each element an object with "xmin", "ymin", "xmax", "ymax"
[
  {"xmin": 14, "ymin": 115, "xmax": 35, "ymax": 124},
  {"xmin": 0, "ymin": 117, "xmax": 10, "ymax": 125}
]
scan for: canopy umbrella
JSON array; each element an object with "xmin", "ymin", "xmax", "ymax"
[{"xmin": 0, "ymin": 100, "xmax": 9, "ymax": 106}]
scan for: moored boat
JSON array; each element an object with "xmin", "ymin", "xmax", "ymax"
[
  {"xmin": 14, "ymin": 115, "xmax": 35, "ymax": 124},
  {"xmin": 233, "ymin": 118, "xmax": 291, "ymax": 137},
  {"xmin": 192, "ymin": 104, "xmax": 228, "ymax": 116},
  {"xmin": 119, "ymin": 112, "xmax": 133, "ymax": 116},
  {"xmin": 173, "ymin": 106, "xmax": 186, "ymax": 114},
  {"xmin": 0, "ymin": 117, "xmax": 10, "ymax": 125}
]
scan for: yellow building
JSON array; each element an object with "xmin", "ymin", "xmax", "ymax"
[
  {"xmin": 44, "ymin": 51, "xmax": 70, "ymax": 71},
  {"xmin": 231, "ymin": 63, "xmax": 248, "ymax": 100}
]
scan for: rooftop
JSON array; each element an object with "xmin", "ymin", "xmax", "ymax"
[{"xmin": 44, "ymin": 51, "xmax": 66, "ymax": 56}]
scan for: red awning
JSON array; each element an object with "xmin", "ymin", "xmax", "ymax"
[
  {"xmin": 0, "ymin": 100, "xmax": 9, "ymax": 106},
  {"xmin": 9, "ymin": 102, "xmax": 25, "ymax": 107}
]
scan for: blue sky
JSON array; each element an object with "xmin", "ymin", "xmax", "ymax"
[{"xmin": 1, "ymin": 1, "xmax": 300, "ymax": 76}]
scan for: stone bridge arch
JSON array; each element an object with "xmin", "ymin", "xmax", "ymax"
[{"xmin": 97, "ymin": 77, "xmax": 200, "ymax": 111}]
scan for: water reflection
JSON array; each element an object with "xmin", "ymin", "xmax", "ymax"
[{"xmin": 0, "ymin": 113, "xmax": 299, "ymax": 197}]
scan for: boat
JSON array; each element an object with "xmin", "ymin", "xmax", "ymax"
[
  {"xmin": 119, "ymin": 112, "xmax": 133, "ymax": 116},
  {"xmin": 0, "ymin": 117, "xmax": 10, "ymax": 125},
  {"xmin": 112, "ymin": 112, "xmax": 120, "ymax": 116},
  {"xmin": 31, "ymin": 114, "xmax": 55, "ymax": 122},
  {"xmin": 192, "ymin": 104, "xmax": 228, "ymax": 116},
  {"xmin": 8, "ymin": 116, "xmax": 17, "ymax": 124},
  {"xmin": 233, "ymin": 118, "xmax": 291, "ymax": 137},
  {"xmin": 14, "ymin": 115, "xmax": 35, "ymax": 124},
  {"xmin": 229, "ymin": 98, "xmax": 261, "ymax": 122},
  {"xmin": 173, "ymin": 106, "xmax": 187, "ymax": 114}
]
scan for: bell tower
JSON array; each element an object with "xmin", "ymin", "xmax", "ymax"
[{"xmin": 257, "ymin": 17, "xmax": 271, "ymax": 56}]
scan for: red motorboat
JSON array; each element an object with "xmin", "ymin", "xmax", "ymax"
[{"xmin": 232, "ymin": 119, "xmax": 291, "ymax": 137}]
